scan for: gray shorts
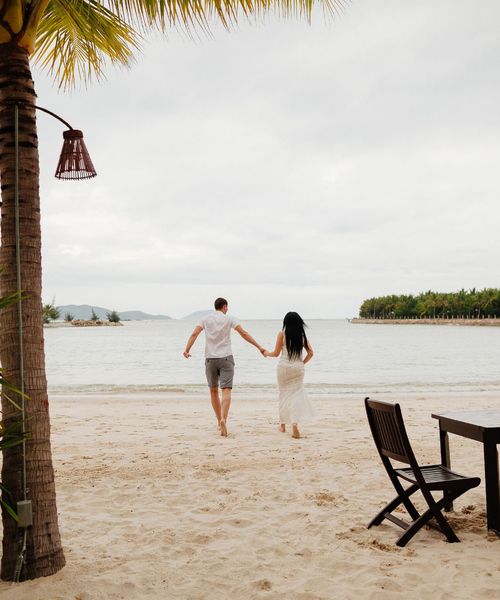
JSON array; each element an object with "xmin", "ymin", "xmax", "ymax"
[{"xmin": 205, "ymin": 355, "xmax": 235, "ymax": 389}]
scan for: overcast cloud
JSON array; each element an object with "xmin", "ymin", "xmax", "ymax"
[{"xmin": 34, "ymin": 0, "xmax": 500, "ymax": 318}]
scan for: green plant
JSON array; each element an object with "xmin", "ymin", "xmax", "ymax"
[
  {"xmin": 106, "ymin": 310, "xmax": 121, "ymax": 323},
  {"xmin": 90, "ymin": 308, "xmax": 99, "ymax": 321},
  {"xmin": 0, "ymin": 418, "xmax": 25, "ymax": 522},
  {"xmin": 42, "ymin": 299, "xmax": 60, "ymax": 324},
  {"xmin": 64, "ymin": 312, "xmax": 74, "ymax": 322},
  {"xmin": 0, "ymin": 288, "xmax": 28, "ymax": 522}
]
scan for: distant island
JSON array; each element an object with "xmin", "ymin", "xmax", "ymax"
[
  {"xmin": 181, "ymin": 310, "xmax": 213, "ymax": 321},
  {"xmin": 181, "ymin": 310, "xmax": 243, "ymax": 321},
  {"xmin": 53, "ymin": 306, "xmax": 240, "ymax": 322},
  {"xmin": 57, "ymin": 304, "xmax": 171, "ymax": 321},
  {"xmin": 355, "ymin": 288, "xmax": 500, "ymax": 325}
]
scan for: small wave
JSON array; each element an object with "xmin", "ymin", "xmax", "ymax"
[
  {"xmin": 48, "ymin": 384, "xmax": 204, "ymax": 395},
  {"xmin": 48, "ymin": 380, "xmax": 500, "ymax": 396}
]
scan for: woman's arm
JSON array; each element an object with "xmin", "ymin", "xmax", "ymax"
[
  {"xmin": 303, "ymin": 342, "xmax": 314, "ymax": 364},
  {"xmin": 264, "ymin": 331, "xmax": 284, "ymax": 358}
]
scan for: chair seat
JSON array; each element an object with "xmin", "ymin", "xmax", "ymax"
[{"xmin": 396, "ymin": 464, "xmax": 480, "ymax": 490}]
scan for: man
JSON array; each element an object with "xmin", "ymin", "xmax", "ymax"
[{"xmin": 183, "ymin": 297, "xmax": 265, "ymax": 436}]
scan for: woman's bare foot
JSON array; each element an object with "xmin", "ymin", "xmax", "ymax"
[
  {"xmin": 220, "ymin": 420, "xmax": 228, "ymax": 437},
  {"xmin": 279, "ymin": 424, "xmax": 286, "ymax": 433},
  {"xmin": 292, "ymin": 424, "xmax": 300, "ymax": 439}
]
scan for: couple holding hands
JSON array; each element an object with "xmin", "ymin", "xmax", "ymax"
[{"xmin": 183, "ymin": 297, "xmax": 316, "ymax": 438}]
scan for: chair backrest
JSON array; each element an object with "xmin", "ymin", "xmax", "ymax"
[{"xmin": 365, "ymin": 398, "xmax": 415, "ymax": 465}]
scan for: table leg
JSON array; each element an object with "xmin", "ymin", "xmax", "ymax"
[
  {"xmin": 438, "ymin": 426, "xmax": 453, "ymax": 511},
  {"xmin": 483, "ymin": 439, "xmax": 500, "ymax": 533}
]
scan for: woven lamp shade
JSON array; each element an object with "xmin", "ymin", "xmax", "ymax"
[{"xmin": 55, "ymin": 129, "xmax": 97, "ymax": 180}]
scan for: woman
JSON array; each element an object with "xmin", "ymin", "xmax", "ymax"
[{"xmin": 264, "ymin": 312, "xmax": 316, "ymax": 438}]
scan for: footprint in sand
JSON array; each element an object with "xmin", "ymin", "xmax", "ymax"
[
  {"xmin": 255, "ymin": 579, "xmax": 272, "ymax": 591},
  {"xmin": 228, "ymin": 518, "xmax": 252, "ymax": 528},
  {"xmin": 308, "ymin": 491, "xmax": 344, "ymax": 506},
  {"xmin": 192, "ymin": 533, "xmax": 212, "ymax": 545}
]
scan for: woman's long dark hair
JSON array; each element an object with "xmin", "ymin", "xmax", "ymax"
[{"xmin": 283, "ymin": 312, "xmax": 309, "ymax": 360}]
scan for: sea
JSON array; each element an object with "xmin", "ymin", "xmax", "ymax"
[{"xmin": 44, "ymin": 319, "xmax": 500, "ymax": 396}]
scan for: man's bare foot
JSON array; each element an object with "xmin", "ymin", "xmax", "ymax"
[
  {"xmin": 292, "ymin": 424, "xmax": 300, "ymax": 439},
  {"xmin": 279, "ymin": 424, "xmax": 286, "ymax": 433},
  {"xmin": 220, "ymin": 420, "xmax": 228, "ymax": 437}
]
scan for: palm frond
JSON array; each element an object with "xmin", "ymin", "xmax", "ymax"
[
  {"xmin": 0, "ymin": 291, "xmax": 25, "ymax": 311},
  {"xmin": 103, "ymin": 0, "xmax": 349, "ymax": 29},
  {"xmin": 0, "ymin": 419, "xmax": 26, "ymax": 450},
  {"xmin": 33, "ymin": 0, "xmax": 141, "ymax": 88},
  {"xmin": 0, "ymin": 485, "xmax": 19, "ymax": 522},
  {"xmin": 0, "ymin": 387, "xmax": 25, "ymax": 411},
  {"xmin": 32, "ymin": 0, "xmax": 349, "ymax": 87}
]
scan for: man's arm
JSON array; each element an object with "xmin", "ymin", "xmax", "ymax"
[
  {"xmin": 234, "ymin": 324, "xmax": 265, "ymax": 354},
  {"xmin": 183, "ymin": 325, "xmax": 203, "ymax": 358}
]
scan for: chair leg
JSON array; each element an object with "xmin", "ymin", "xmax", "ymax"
[
  {"xmin": 396, "ymin": 491, "xmax": 464, "ymax": 547},
  {"xmin": 368, "ymin": 484, "xmax": 419, "ymax": 528},
  {"xmin": 399, "ymin": 487, "xmax": 421, "ymax": 522},
  {"xmin": 424, "ymin": 492, "xmax": 463, "ymax": 543}
]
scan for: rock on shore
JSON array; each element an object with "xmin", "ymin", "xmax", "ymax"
[{"xmin": 71, "ymin": 319, "xmax": 123, "ymax": 327}]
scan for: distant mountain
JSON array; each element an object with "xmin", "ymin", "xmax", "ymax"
[
  {"xmin": 181, "ymin": 310, "xmax": 242, "ymax": 321},
  {"xmin": 119, "ymin": 310, "xmax": 171, "ymax": 321},
  {"xmin": 57, "ymin": 304, "xmax": 171, "ymax": 321},
  {"xmin": 182, "ymin": 310, "xmax": 213, "ymax": 321}
]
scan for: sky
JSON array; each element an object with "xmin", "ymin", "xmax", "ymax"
[{"xmin": 34, "ymin": 0, "xmax": 500, "ymax": 319}]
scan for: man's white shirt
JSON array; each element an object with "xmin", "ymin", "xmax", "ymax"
[{"xmin": 198, "ymin": 312, "xmax": 240, "ymax": 358}]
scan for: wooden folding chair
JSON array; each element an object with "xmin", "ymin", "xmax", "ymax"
[{"xmin": 365, "ymin": 398, "xmax": 480, "ymax": 547}]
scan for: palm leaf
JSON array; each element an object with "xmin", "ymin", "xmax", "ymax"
[
  {"xmin": 0, "ymin": 387, "xmax": 24, "ymax": 412},
  {"xmin": 34, "ymin": 0, "xmax": 141, "ymax": 88},
  {"xmin": 0, "ymin": 485, "xmax": 19, "ymax": 523},
  {"xmin": 32, "ymin": 0, "xmax": 348, "ymax": 87},
  {"xmin": 0, "ymin": 267, "xmax": 29, "ymax": 523},
  {"xmin": 104, "ymin": 0, "xmax": 348, "ymax": 28},
  {"xmin": 0, "ymin": 291, "xmax": 26, "ymax": 311},
  {"xmin": 0, "ymin": 419, "xmax": 26, "ymax": 449}
]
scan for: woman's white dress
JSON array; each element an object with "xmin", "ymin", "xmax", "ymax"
[{"xmin": 277, "ymin": 347, "xmax": 317, "ymax": 425}]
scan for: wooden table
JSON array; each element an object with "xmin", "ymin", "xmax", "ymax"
[{"xmin": 431, "ymin": 410, "xmax": 500, "ymax": 533}]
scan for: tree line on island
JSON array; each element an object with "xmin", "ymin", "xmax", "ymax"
[
  {"xmin": 359, "ymin": 288, "xmax": 500, "ymax": 319},
  {"xmin": 42, "ymin": 302, "xmax": 120, "ymax": 324}
]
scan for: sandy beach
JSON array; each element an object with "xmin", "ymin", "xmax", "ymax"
[{"xmin": 1, "ymin": 390, "xmax": 499, "ymax": 599}]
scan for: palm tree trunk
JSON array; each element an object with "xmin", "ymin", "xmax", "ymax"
[{"xmin": 0, "ymin": 44, "xmax": 65, "ymax": 580}]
